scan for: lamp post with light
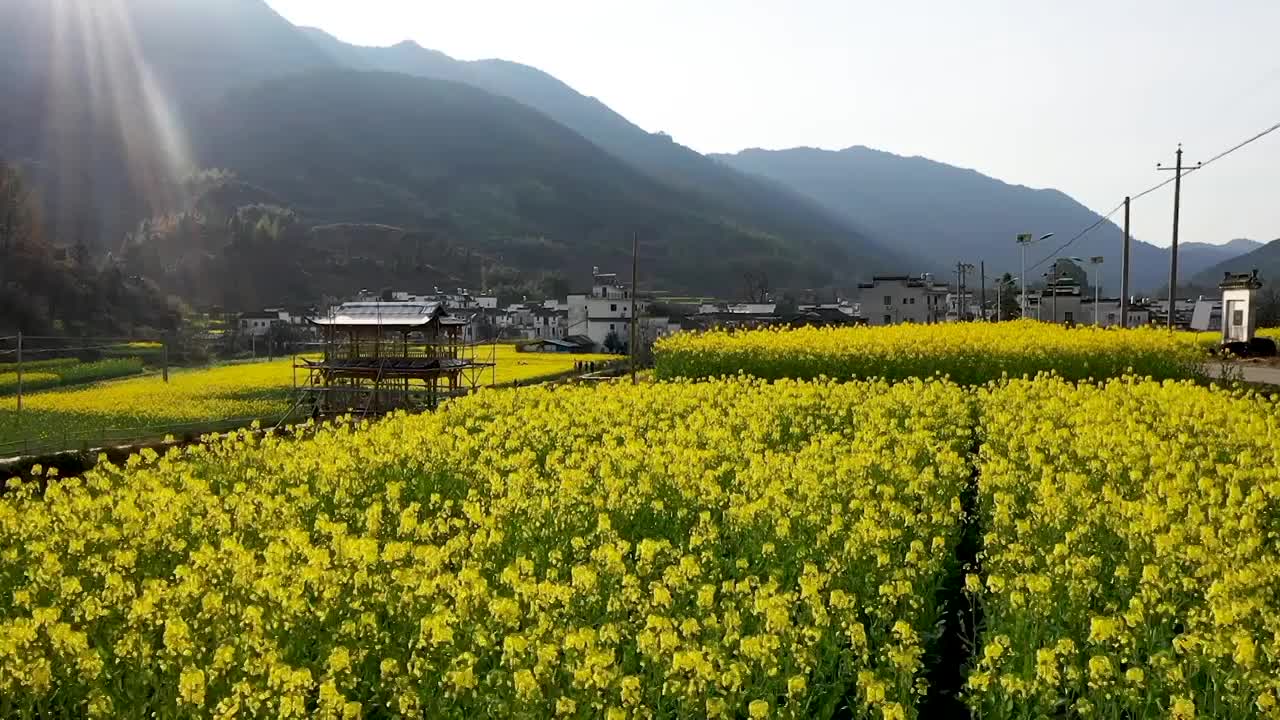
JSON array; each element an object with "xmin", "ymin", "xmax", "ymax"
[
  {"xmin": 1088, "ymin": 256, "xmax": 1105, "ymax": 326},
  {"xmin": 1017, "ymin": 233, "xmax": 1055, "ymax": 318}
]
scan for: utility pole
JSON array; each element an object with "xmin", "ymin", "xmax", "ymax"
[
  {"xmin": 1089, "ymin": 257, "xmax": 1104, "ymax": 326},
  {"xmin": 162, "ymin": 336, "xmax": 170, "ymax": 383},
  {"xmin": 1050, "ymin": 262, "xmax": 1059, "ymax": 324},
  {"xmin": 955, "ymin": 262, "xmax": 975, "ymax": 321},
  {"xmin": 15, "ymin": 331, "xmax": 22, "ymax": 420},
  {"xmin": 1158, "ymin": 145, "xmax": 1201, "ymax": 330},
  {"xmin": 980, "ymin": 261, "xmax": 987, "ymax": 322},
  {"xmin": 1120, "ymin": 196, "xmax": 1131, "ymax": 328},
  {"xmin": 1016, "ymin": 234, "xmax": 1033, "ymax": 318},
  {"xmin": 952, "ymin": 267, "xmax": 960, "ymax": 322},
  {"xmin": 629, "ymin": 231, "xmax": 638, "ymax": 385}
]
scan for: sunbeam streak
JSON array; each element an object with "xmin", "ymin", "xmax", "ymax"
[{"xmin": 43, "ymin": 0, "xmax": 193, "ymax": 225}]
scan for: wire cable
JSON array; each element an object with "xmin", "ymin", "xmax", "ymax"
[
  {"xmin": 1027, "ymin": 202, "xmax": 1126, "ymax": 274},
  {"xmin": 1026, "ymin": 119, "xmax": 1279, "ymax": 274},
  {"xmin": 0, "ymin": 344, "xmax": 144, "ymax": 356}
]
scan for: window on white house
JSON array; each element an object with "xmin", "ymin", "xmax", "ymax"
[
  {"xmin": 611, "ymin": 304, "xmax": 617, "ymax": 312},
  {"xmin": 883, "ymin": 295, "xmax": 892, "ymax": 306},
  {"xmin": 610, "ymin": 324, "xmax": 615, "ymax": 331},
  {"xmin": 883, "ymin": 315, "xmax": 892, "ymax": 325}
]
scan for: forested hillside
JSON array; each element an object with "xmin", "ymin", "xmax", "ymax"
[
  {"xmin": 0, "ymin": 162, "xmax": 179, "ymax": 335},
  {"xmin": 0, "ymin": 0, "xmax": 900, "ymax": 318},
  {"xmin": 301, "ymin": 29, "xmax": 894, "ymax": 275},
  {"xmin": 173, "ymin": 69, "xmax": 874, "ymax": 299}
]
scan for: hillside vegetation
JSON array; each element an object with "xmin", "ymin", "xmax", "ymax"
[
  {"xmin": 302, "ymin": 29, "xmax": 898, "ymax": 278},
  {"xmin": 1, "ymin": 0, "xmax": 901, "ymax": 310},
  {"xmin": 183, "ymin": 69, "xmax": 874, "ymax": 298}
]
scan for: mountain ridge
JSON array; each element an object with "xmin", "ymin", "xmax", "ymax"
[
  {"xmin": 174, "ymin": 67, "xmax": 881, "ymax": 298},
  {"xmin": 298, "ymin": 27, "xmax": 906, "ymax": 277},
  {"xmin": 714, "ymin": 145, "xmax": 1258, "ymax": 293},
  {"xmin": 1193, "ymin": 238, "xmax": 1280, "ymax": 289},
  {"xmin": 1, "ymin": 2, "xmax": 904, "ymax": 305}
]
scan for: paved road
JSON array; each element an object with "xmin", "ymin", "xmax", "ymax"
[{"xmin": 1206, "ymin": 363, "xmax": 1280, "ymax": 386}]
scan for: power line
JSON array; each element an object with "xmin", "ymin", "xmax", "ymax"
[
  {"xmin": 1027, "ymin": 202, "xmax": 1125, "ymax": 273},
  {"xmin": 1195, "ymin": 120, "xmax": 1280, "ymax": 171},
  {"xmin": 1131, "ymin": 120, "xmax": 1279, "ymax": 202},
  {"xmin": 0, "ymin": 344, "xmax": 143, "ymax": 356},
  {"xmin": 1026, "ymin": 119, "xmax": 1279, "ymax": 274}
]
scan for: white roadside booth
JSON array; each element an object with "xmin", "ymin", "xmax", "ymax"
[{"xmin": 1219, "ymin": 271, "xmax": 1262, "ymax": 344}]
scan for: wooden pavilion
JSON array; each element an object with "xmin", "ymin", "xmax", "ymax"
[{"xmin": 297, "ymin": 301, "xmax": 493, "ymax": 416}]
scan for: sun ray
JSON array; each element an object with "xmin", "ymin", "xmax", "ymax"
[{"xmin": 40, "ymin": 0, "xmax": 194, "ymax": 241}]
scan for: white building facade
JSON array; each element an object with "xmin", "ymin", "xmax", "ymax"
[
  {"xmin": 1077, "ymin": 299, "xmax": 1152, "ymax": 328},
  {"xmin": 855, "ymin": 276, "xmax": 948, "ymax": 325},
  {"xmin": 566, "ymin": 267, "xmax": 649, "ymax": 350},
  {"xmin": 1023, "ymin": 281, "xmax": 1083, "ymax": 325}
]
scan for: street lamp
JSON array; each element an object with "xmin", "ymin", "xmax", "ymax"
[
  {"xmin": 1043, "ymin": 270, "xmax": 1056, "ymax": 324},
  {"xmin": 1088, "ymin": 257, "xmax": 1105, "ymax": 326},
  {"xmin": 1017, "ymin": 233, "xmax": 1055, "ymax": 318}
]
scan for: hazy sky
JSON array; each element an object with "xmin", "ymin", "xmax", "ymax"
[{"xmin": 266, "ymin": 0, "xmax": 1280, "ymax": 248}]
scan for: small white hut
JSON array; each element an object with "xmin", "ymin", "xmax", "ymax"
[{"xmin": 1219, "ymin": 270, "xmax": 1263, "ymax": 344}]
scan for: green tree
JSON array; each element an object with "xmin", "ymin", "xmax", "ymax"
[
  {"xmin": 997, "ymin": 273, "xmax": 1021, "ymax": 321},
  {"xmin": 775, "ymin": 292, "xmax": 800, "ymax": 317},
  {"xmin": 539, "ymin": 273, "xmax": 571, "ymax": 302},
  {"xmin": 603, "ymin": 330, "xmax": 624, "ymax": 354},
  {"xmin": 0, "ymin": 162, "xmax": 39, "ymax": 254},
  {"xmin": 1050, "ymin": 259, "xmax": 1088, "ymax": 290}
]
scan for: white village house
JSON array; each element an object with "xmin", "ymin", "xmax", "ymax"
[
  {"xmin": 566, "ymin": 267, "xmax": 648, "ymax": 350},
  {"xmin": 237, "ymin": 308, "xmax": 311, "ymax": 337},
  {"xmin": 855, "ymin": 275, "xmax": 948, "ymax": 325}
]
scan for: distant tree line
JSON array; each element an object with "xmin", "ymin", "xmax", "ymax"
[{"xmin": 0, "ymin": 161, "xmax": 181, "ymax": 337}]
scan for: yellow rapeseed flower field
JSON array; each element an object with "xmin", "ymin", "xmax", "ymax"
[
  {"xmin": 0, "ymin": 347, "xmax": 613, "ymax": 452},
  {"xmin": 969, "ymin": 376, "xmax": 1280, "ymax": 718},
  {"xmin": 654, "ymin": 321, "xmax": 1207, "ymax": 384},
  {"xmin": 5, "ymin": 322, "xmax": 1278, "ymax": 716},
  {"xmin": 0, "ymin": 377, "xmax": 971, "ymax": 719},
  {"xmin": 0, "ymin": 357, "xmax": 144, "ymax": 394}
]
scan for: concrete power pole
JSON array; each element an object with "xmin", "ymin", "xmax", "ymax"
[
  {"xmin": 630, "ymin": 231, "xmax": 638, "ymax": 385},
  {"xmin": 1157, "ymin": 145, "xmax": 1201, "ymax": 330},
  {"xmin": 1050, "ymin": 262, "xmax": 1059, "ymax": 324},
  {"xmin": 980, "ymin": 261, "xmax": 987, "ymax": 322},
  {"xmin": 14, "ymin": 331, "xmax": 21, "ymax": 419},
  {"xmin": 1120, "ymin": 196, "xmax": 1131, "ymax": 328},
  {"xmin": 955, "ymin": 262, "xmax": 975, "ymax": 321}
]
